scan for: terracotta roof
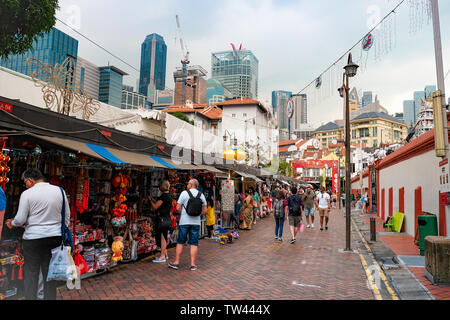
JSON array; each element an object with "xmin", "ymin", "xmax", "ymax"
[
  {"xmin": 214, "ymin": 98, "xmax": 268, "ymax": 113},
  {"xmin": 163, "ymin": 104, "xmax": 222, "ymax": 120},
  {"xmin": 279, "ymin": 138, "xmax": 302, "ymax": 146},
  {"xmin": 279, "ymin": 146, "xmax": 293, "ymax": 153}
]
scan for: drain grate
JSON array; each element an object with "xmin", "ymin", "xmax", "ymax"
[{"xmin": 397, "ymin": 255, "xmax": 425, "ymax": 267}]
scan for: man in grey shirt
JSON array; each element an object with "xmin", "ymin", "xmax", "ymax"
[{"xmin": 6, "ymin": 168, "xmax": 70, "ymax": 300}]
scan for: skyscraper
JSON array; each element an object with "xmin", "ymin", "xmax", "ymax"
[
  {"xmin": 0, "ymin": 27, "xmax": 78, "ymax": 80},
  {"xmin": 75, "ymin": 56, "xmax": 100, "ymax": 99},
  {"xmin": 361, "ymin": 91, "xmax": 373, "ymax": 108},
  {"xmin": 272, "ymin": 91, "xmax": 292, "ymax": 130},
  {"xmin": 403, "ymin": 100, "xmax": 415, "ymax": 127},
  {"xmin": 211, "ymin": 50, "xmax": 258, "ymax": 99},
  {"xmin": 291, "ymin": 94, "xmax": 307, "ymax": 129},
  {"xmin": 139, "ymin": 33, "xmax": 167, "ymax": 103},
  {"xmin": 424, "ymin": 85, "xmax": 436, "ymax": 99},
  {"xmin": 99, "ymin": 66, "xmax": 128, "ymax": 108}
]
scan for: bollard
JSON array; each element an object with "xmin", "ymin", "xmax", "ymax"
[{"xmin": 370, "ymin": 217, "xmax": 376, "ymax": 242}]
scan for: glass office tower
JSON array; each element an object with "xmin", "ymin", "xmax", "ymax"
[
  {"xmin": 99, "ymin": 66, "xmax": 128, "ymax": 108},
  {"xmin": 0, "ymin": 27, "xmax": 78, "ymax": 80},
  {"xmin": 211, "ymin": 50, "xmax": 258, "ymax": 99},
  {"xmin": 139, "ymin": 33, "xmax": 167, "ymax": 101}
]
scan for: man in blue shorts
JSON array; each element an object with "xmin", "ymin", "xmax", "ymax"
[
  {"xmin": 169, "ymin": 179, "xmax": 207, "ymax": 271},
  {"xmin": 302, "ymin": 185, "xmax": 316, "ymax": 229}
]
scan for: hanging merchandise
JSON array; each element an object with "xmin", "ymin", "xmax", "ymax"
[
  {"xmin": 76, "ymin": 168, "xmax": 90, "ymax": 214},
  {"xmin": 0, "ymin": 138, "xmax": 11, "ymax": 191},
  {"xmin": 110, "ymin": 173, "xmax": 128, "ymax": 227}
]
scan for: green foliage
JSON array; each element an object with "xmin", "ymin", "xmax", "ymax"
[
  {"xmin": 0, "ymin": 0, "xmax": 59, "ymax": 59},
  {"xmin": 172, "ymin": 112, "xmax": 194, "ymax": 125},
  {"xmin": 278, "ymin": 160, "xmax": 293, "ymax": 176}
]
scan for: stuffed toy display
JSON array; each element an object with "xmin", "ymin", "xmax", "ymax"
[{"xmin": 111, "ymin": 236, "xmax": 124, "ymax": 262}]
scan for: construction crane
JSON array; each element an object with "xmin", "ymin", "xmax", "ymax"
[{"xmin": 175, "ymin": 15, "xmax": 191, "ymax": 105}]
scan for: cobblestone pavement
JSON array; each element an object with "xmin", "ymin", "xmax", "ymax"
[{"xmin": 58, "ymin": 209, "xmax": 374, "ymax": 300}]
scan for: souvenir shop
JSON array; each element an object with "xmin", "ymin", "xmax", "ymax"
[{"xmin": 0, "ymin": 130, "xmax": 224, "ymax": 300}]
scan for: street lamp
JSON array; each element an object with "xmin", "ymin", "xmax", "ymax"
[
  {"xmin": 338, "ymin": 53, "xmax": 359, "ymax": 252},
  {"xmin": 223, "ymin": 130, "xmax": 237, "ymax": 146},
  {"xmin": 335, "ymin": 147, "xmax": 342, "ymax": 210}
]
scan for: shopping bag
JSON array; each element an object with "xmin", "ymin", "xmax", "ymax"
[
  {"xmin": 47, "ymin": 245, "xmax": 77, "ymax": 282},
  {"xmin": 298, "ymin": 223, "xmax": 305, "ymax": 233}
]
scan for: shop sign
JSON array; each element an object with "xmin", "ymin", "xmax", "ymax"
[
  {"xmin": 0, "ymin": 102, "xmax": 13, "ymax": 113},
  {"xmin": 439, "ymin": 158, "xmax": 449, "ymax": 193},
  {"xmin": 100, "ymin": 130, "xmax": 112, "ymax": 138}
]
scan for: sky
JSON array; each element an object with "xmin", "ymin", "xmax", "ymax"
[{"xmin": 54, "ymin": 0, "xmax": 450, "ymax": 128}]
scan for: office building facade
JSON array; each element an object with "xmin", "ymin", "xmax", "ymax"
[
  {"xmin": 75, "ymin": 56, "xmax": 100, "ymax": 99},
  {"xmin": 139, "ymin": 33, "xmax": 167, "ymax": 102},
  {"xmin": 211, "ymin": 50, "xmax": 258, "ymax": 100},
  {"xmin": 206, "ymin": 78, "xmax": 233, "ymax": 106},
  {"xmin": 291, "ymin": 93, "xmax": 307, "ymax": 129},
  {"xmin": 361, "ymin": 91, "xmax": 373, "ymax": 108},
  {"xmin": 272, "ymin": 91, "xmax": 292, "ymax": 130},
  {"xmin": 0, "ymin": 27, "xmax": 78, "ymax": 81},
  {"xmin": 99, "ymin": 66, "xmax": 128, "ymax": 108},
  {"xmin": 424, "ymin": 85, "xmax": 436, "ymax": 99},
  {"xmin": 403, "ymin": 100, "xmax": 415, "ymax": 127}
]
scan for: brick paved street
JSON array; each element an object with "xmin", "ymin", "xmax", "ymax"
[{"xmin": 58, "ymin": 209, "xmax": 374, "ymax": 300}]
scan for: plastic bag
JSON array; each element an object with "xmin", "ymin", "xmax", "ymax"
[{"xmin": 47, "ymin": 245, "xmax": 77, "ymax": 282}]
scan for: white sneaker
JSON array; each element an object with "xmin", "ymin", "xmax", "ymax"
[
  {"xmin": 306, "ymin": 224, "xmax": 311, "ymax": 228},
  {"xmin": 311, "ymin": 224, "xmax": 314, "ymax": 228},
  {"xmin": 152, "ymin": 256, "xmax": 166, "ymax": 263}
]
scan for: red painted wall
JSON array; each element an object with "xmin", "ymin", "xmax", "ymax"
[
  {"xmin": 389, "ymin": 188, "xmax": 393, "ymax": 217},
  {"xmin": 399, "ymin": 187, "xmax": 405, "ymax": 232},
  {"xmin": 414, "ymin": 187, "xmax": 422, "ymax": 241},
  {"xmin": 381, "ymin": 189, "xmax": 385, "ymax": 220}
]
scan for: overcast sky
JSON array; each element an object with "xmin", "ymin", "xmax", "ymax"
[{"xmin": 55, "ymin": 0, "xmax": 450, "ymax": 127}]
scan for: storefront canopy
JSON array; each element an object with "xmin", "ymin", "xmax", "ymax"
[
  {"xmin": 194, "ymin": 164, "xmax": 227, "ymax": 175},
  {"xmin": 33, "ymin": 134, "xmax": 172, "ymax": 169},
  {"xmin": 233, "ymin": 170, "xmax": 264, "ymax": 183}
]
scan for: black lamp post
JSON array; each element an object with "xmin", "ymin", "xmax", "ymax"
[{"xmin": 338, "ymin": 53, "xmax": 359, "ymax": 252}]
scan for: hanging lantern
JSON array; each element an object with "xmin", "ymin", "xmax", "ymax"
[
  {"xmin": 223, "ymin": 149, "xmax": 235, "ymax": 161},
  {"xmin": 315, "ymin": 76, "xmax": 322, "ymax": 89},
  {"xmin": 362, "ymin": 33, "xmax": 373, "ymax": 51},
  {"xmin": 235, "ymin": 149, "xmax": 246, "ymax": 161}
]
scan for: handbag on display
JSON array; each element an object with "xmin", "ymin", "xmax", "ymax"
[{"xmin": 121, "ymin": 229, "xmax": 132, "ymax": 261}]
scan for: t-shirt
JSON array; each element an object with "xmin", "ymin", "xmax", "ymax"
[
  {"xmin": 157, "ymin": 193, "xmax": 172, "ymax": 219},
  {"xmin": 206, "ymin": 206, "xmax": 215, "ymax": 226},
  {"xmin": 0, "ymin": 187, "xmax": 6, "ymax": 211},
  {"xmin": 303, "ymin": 191, "xmax": 316, "ymax": 210},
  {"xmin": 287, "ymin": 195, "xmax": 302, "ymax": 216},
  {"xmin": 316, "ymin": 192, "xmax": 331, "ymax": 209},
  {"xmin": 177, "ymin": 188, "xmax": 207, "ymax": 226}
]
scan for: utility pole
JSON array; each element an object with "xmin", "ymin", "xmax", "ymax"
[{"xmin": 431, "ymin": 0, "xmax": 448, "ymax": 157}]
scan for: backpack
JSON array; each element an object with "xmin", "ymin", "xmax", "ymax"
[
  {"xmin": 288, "ymin": 196, "xmax": 301, "ymax": 216},
  {"xmin": 274, "ymin": 200, "xmax": 284, "ymax": 219},
  {"xmin": 184, "ymin": 190, "xmax": 204, "ymax": 217}
]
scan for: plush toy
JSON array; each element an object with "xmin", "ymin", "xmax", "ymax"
[{"xmin": 111, "ymin": 236, "xmax": 124, "ymax": 262}]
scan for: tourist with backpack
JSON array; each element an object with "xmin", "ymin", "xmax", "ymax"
[
  {"xmin": 273, "ymin": 191, "xmax": 288, "ymax": 242},
  {"xmin": 287, "ymin": 187, "xmax": 303, "ymax": 244},
  {"xmin": 168, "ymin": 179, "xmax": 207, "ymax": 271}
]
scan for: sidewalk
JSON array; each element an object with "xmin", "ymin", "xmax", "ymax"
[
  {"xmin": 58, "ymin": 208, "xmax": 374, "ymax": 300},
  {"xmin": 353, "ymin": 210, "xmax": 450, "ymax": 300}
]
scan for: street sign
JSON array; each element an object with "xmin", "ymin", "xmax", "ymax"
[{"xmin": 439, "ymin": 158, "xmax": 449, "ymax": 193}]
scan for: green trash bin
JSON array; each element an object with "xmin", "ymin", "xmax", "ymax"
[{"xmin": 418, "ymin": 215, "xmax": 438, "ymax": 256}]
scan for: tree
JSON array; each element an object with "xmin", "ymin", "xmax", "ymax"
[
  {"xmin": 171, "ymin": 112, "xmax": 194, "ymax": 125},
  {"xmin": 0, "ymin": 0, "xmax": 59, "ymax": 59}
]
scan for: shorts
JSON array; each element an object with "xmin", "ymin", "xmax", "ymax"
[
  {"xmin": 177, "ymin": 225, "xmax": 200, "ymax": 246},
  {"xmin": 304, "ymin": 207, "xmax": 315, "ymax": 217},
  {"xmin": 319, "ymin": 208, "xmax": 330, "ymax": 217},
  {"xmin": 288, "ymin": 216, "xmax": 301, "ymax": 228}
]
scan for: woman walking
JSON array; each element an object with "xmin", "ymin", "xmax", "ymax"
[
  {"xmin": 273, "ymin": 191, "xmax": 288, "ymax": 242},
  {"xmin": 150, "ymin": 180, "xmax": 172, "ymax": 263},
  {"xmin": 239, "ymin": 190, "xmax": 256, "ymax": 230}
]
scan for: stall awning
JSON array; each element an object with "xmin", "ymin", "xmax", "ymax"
[
  {"xmin": 194, "ymin": 164, "xmax": 226, "ymax": 175},
  {"xmin": 233, "ymin": 171, "xmax": 264, "ymax": 183},
  {"xmin": 150, "ymin": 156, "xmax": 179, "ymax": 169},
  {"xmin": 32, "ymin": 135, "xmax": 169, "ymax": 168}
]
